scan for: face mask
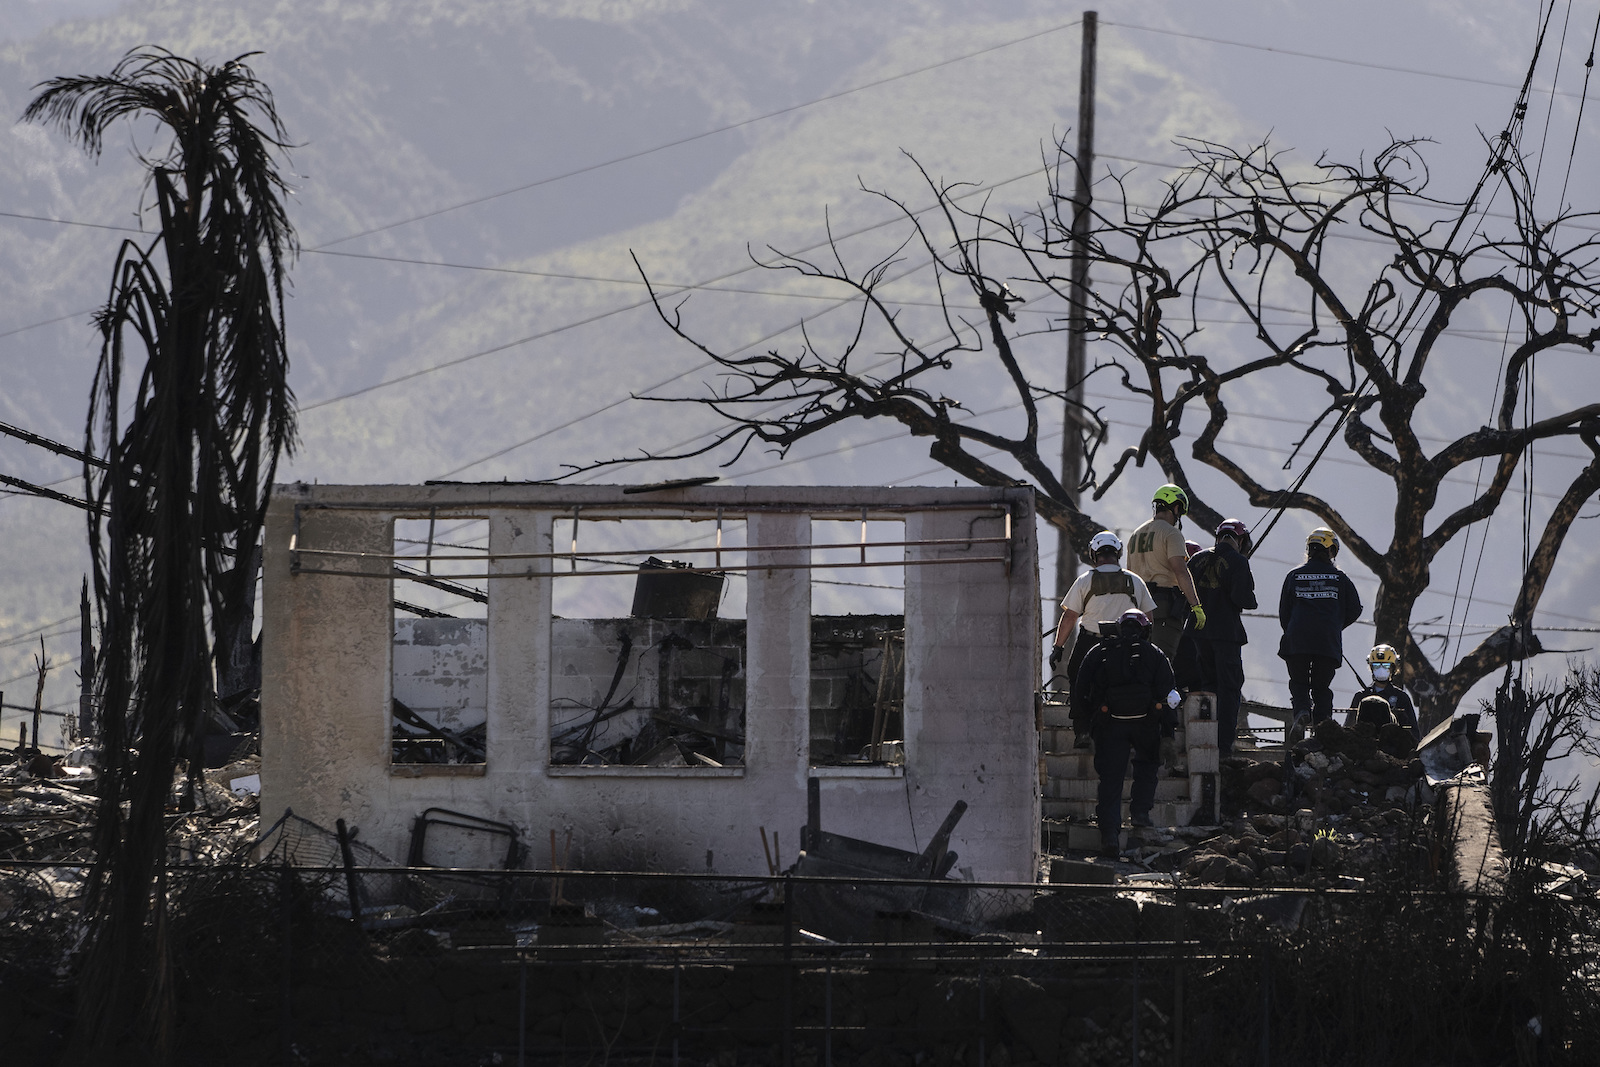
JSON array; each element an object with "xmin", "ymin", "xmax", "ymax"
[{"xmin": 1371, "ymin": 665, "xmax": 1392, "ymax": 683}]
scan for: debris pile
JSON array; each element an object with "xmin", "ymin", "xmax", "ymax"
[
  {"xmin": 0, "ymin": 744, "xmax": 262, "ymax": 871},
  {"xmin": 1225, "ymin": 718, "xmax": 1424, "ymax": 818},
  {"xmin": 1069, "ymin": 720, "xmax": 1435, "ymax": 888}
]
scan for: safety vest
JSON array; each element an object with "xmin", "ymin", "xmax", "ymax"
[{"xmin": 1088, "ymin": 568, "xmax": 1136, "ymax": 599}]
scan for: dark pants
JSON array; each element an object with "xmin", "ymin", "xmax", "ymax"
[
  {"xmin": 1197, "ymin": 639, "xmax": 1246, "ymax": 755},
  {"xmin": 1285, "ymin": 654, "xmax": 1339, "ymax": 723},
  {"xmin": 1173, "ymin": 628, "xmax": 1203, "ymax": 691},
  {"xmin": 1092, "ymin": 715, "xmax": 1161, "ymax": 844},
  {"xmin": 1065, "ymin": 629, "xmax": 1102, "ymax": 726},
  {"xmin": 1148, "ymin": 586, "xmax": 1187, "ymax": 662}
]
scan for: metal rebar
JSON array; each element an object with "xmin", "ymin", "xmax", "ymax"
[
  {"xmin": 782, "ymin": 871, "xmax": 795, "ymax": 1067},
  {"xmin": 824, "ymin": 960, "xmax": 833, "ymax": 1067}
]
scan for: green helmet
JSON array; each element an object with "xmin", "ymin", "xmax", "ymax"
[{"xmin": 1152, "ymin": 484, "xmax": 1189, "ymax": 515}]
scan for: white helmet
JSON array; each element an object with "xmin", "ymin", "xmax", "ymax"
[{"xmin": 1089, "ymin": 531, "xmax": 1123, "ymax": 557}]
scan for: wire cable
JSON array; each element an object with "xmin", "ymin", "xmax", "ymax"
[
  {"xmin": 308, "ymin": 19, "xmax": 1085, "ymax": 249},
  {"xmin": 1557, "ymin": 5, "xmax": 1600, "ymax": 213},
  {"xmin": 307, "ymin": 161, "xmax": 1050, "ymax": 418},
  {"xmin": 1104, "ymin": 18, "xmax": 1600, "ymax": 99}
]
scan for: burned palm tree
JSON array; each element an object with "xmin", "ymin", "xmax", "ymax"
[{"xmin": 23, "ymin": 47, "xmax": 297, "ymax": 1059}]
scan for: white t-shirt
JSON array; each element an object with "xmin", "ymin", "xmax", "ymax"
[{"xmin": 1061, "ymin": 564, "xmax": 1156, "ymax": 633}]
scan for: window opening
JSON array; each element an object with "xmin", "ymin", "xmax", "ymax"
[
  {"xmin": 550, "ymin": 516, "xmax": 747, "ymax": 768},
  {"xmin": 392, "ymin": 516, "xmax": 489, "ymax": 766},
  {"xmin": 809, "ymin": 518, "xmax": 906, "ymax": 767}
]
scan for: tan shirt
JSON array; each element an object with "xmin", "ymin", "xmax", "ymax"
[{"xmin": 1126, "ymin": 518, "xmax": 1187, "ymax": 589}]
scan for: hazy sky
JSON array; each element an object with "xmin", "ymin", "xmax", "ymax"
[{"xmin": 2, "ymin": 1, "xmax": 1596, "ymax": 744}]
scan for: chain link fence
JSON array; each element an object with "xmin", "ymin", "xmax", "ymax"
[{"xmin": 2, "ymin": 819, "xmax": 1597, "ymax": 1066}]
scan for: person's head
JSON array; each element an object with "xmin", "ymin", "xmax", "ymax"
[
  {"xmin": 1152, "ymin": 483, "xmax": 1189, "ymax": 522},
  {"xmin": 1214, "ymin": 518, "xmax": 1251, "ymax": 555},
  {"xmin": 1118, "ymin": 608, "xmax": 1153, "ymax": 642},
  {"xmin": 1184, "ymin": 539, "xmax": 1201, "ymax": 560},
  {"xmin": 1089, "ymin": 530, "xmax": 1123, "ymax": 566},
  {"xmin": 1367, "ymin": 643, "xmax": 1399, "ymax": 684},
  {"xmin": 1306, "ymin": 527, "xmax": 1338, "ymax": 560}
]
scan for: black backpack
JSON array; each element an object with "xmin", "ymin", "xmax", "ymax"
[{"xmin": 1099, "ymin": 640, "xmax": 1155, "ymax": 720}]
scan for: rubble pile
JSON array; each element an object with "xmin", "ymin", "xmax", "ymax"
[
  {"xmin": 1226, "ymin": 718, "xmax": 1424, "ymax": 817},
  {"xmin": 0, "ymin": 747, "xmax": 99, "ymax": 864},
  {"xmin": 1105, "ymin": 720, "xmax": 1433, "ymax": 888},
  {"xmin": 0, "ymin": 746, "xmax": 262, "ymax": 871}
]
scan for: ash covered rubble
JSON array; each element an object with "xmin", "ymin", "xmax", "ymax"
[
  {"xmin": 0, "ymin": 742, "xmax": 264, "ymax": 899},
  {"xmin": 1091, "ymin": 718, "xmax": 1492, "ymax": 890}
]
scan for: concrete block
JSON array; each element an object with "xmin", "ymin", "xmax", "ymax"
[
  {"xmin": 1050, "ymin": 858, "xmax": 1117, "ymax": 884},
  {"xmin": 1045, "ymin": 752, "xmax": 1095, "ymax": 779},
  {"xmin": 1042, "ymin": 798, "xmax": 1096, "ymax": 820},
  {"xmin": 1050, "ymin": 777, "xmax": 1189, "ymax": 802},
  {"xmin": 1185, "ymin": 721, "xmax": 1218, "ymax": 748},
  {"xmin": 1040, "ymin": 701, "xmax": 1074, "ymax": 728},
  {"xmin": 1044, "ymin": 801, "xmax": 1196, "ymax": 832},
  {"xmin": 1183, "ymin": 691, "xmax": 1218, "ymax": 725},
  {"xmin": 1187, "ymin": 744, "xmax": 1220, "ymax": 774},
  {"xmin": 1039, "ymin": 727, "xmax": 1074, "ymax": 753}
]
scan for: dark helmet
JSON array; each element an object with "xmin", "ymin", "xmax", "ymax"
[
  {"xmin": 1118, "ymin": 608, "xmax": 1152, "ymax": 639},
  {"xmin": 1184, "ymin": 539, "xmax": 1201, "ymax": 559},
  {"xmin": 1215, "ymin": 517, "xmax": 1252, "ymax": 553}
]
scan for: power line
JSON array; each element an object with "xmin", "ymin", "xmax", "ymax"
[
  {"xmin": 0, "ymin": 615, "xmax": 78, "ymax": 646},
  {"xmin": 0, "ymin": 307, "xmax": 99, "ymax": 342},
  {"xmin": 435, "ymin": 248, "xmax": 958, "ymax": 479},
  {"xmin": 1105, "ymin": 18, "xmax": 1600, "ymax": 98},
  {"xmin": 303, "ymin": 162, "xmax": 1051, "ymax": 416},
  {"xmin": 0, "ymin": 652, "xmax": 80, "ymax": 690},
  {"xmin": 0, "ymin": 209, "xmax": 140, "ymax": 235},
  {"xmin": 308, "ymin": 18, "xmax": 1085, "ymax": 249},
  {"xmin": 304, "ymin": 247, "xmax": 1593, "ymax": 350},
  {"xmin": 0, "ymin": 625, "xmax": 77, "ymax": 652},
  {"xmin": 0, "ymin": 421, "xmax": 105, "ymax": 469}
]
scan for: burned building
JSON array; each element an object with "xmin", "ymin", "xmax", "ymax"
[{"xmin": 260, "ymin": 484, "xmax": 1041, "ymax": 880}]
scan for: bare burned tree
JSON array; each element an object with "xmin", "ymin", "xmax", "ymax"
[
  {"xmin": 601, "ymin": 121, "xmax": 1600, "ymax": 729},
  {"xmin": 1489, "ymin": 665, "xmax": 1600, "ymax": 860}
]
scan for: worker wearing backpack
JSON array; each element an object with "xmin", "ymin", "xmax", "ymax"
[{"xmin": 1072, "ymin": 609, "xmax": 1182, "ymax": 858}]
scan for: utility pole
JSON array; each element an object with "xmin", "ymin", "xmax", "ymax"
[
  {"xmin": 79, "ymin": 577, "xmax": 95, "ymax": 743},
  {"xmin": 1056, "ymin": 10, "xmax": 1097, "ymax": 603}
]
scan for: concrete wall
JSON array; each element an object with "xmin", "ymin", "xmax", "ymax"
[{"xmin": 261, "ymin": 484, "xmax": 1040, "ymax": 881}]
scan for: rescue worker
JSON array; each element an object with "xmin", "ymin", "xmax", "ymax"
[
  {"xmin": 1348, "ymin": 644, "xmax": 1420, "ymax": 744},
  {"xmin": 1278, "ymin": 527, "xmax": 1362, "ymax": 726},
  {"xmin": 1049, "ymin": 531, "xmax": 1156, "ymax": 745},
  {"xmin": 1126, "ymin": 484, "xmax": 1206, "ymax": 662},
  {"xmin": 1188, "ymin": 519, "xmax": 1258, "ymax": 756},
  {"xmin": 1072, "ymin": 609, "xmax": 1181, "ymax": 857}
]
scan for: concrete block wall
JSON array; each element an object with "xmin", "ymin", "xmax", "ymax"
[{"xmin": 261, "ymin": 484, "xmax": 1039, "ymax": 881}]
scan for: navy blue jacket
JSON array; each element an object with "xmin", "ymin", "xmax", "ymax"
[
  {"xmin": 1277, "ymin": 554, "xmax": 1362, "ymax": 659},
  {"xmin": 1190, "ymin": 543, "xmax": 1257, "ymax": 644},
  {"xmin": 1351, "ymin": 682, "xmax": 1420, "ymax": 741}
]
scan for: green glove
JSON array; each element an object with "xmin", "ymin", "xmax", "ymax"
[{"xmin": 1190, "ymin": 603, "xmax": 1207, "ymax": 630}]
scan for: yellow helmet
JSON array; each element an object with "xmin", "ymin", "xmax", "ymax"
[
  {"xmin": 1152, "ymin": 484, "xmax": 1189, "ymax": 514},
  {"xmin": 1368, "ymin": 644, "xmax": 1399, "ymax": 667},
  {"xmin": 1307, "ymin": 527, "xmax": 1337, "ymax": 551}
]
